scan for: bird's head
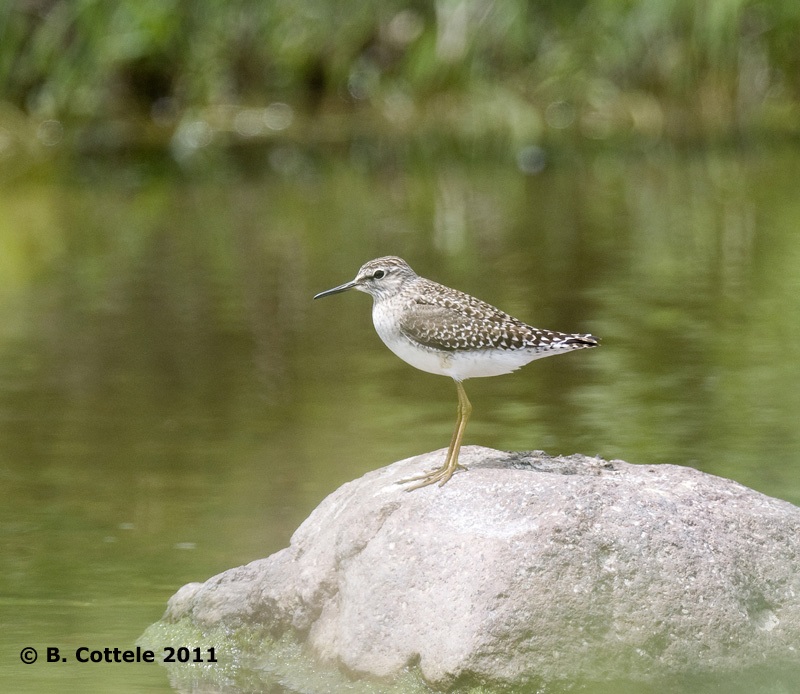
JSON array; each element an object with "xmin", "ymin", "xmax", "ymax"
[{"xmin": 313, "ymin": 256, "xmax": 417, "ymax": 301}]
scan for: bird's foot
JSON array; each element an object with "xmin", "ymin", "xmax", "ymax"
[{"xmin": 396, "ymin": 462, "xmax": 466, "ymax": 491}]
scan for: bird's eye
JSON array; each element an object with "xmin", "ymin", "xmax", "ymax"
[{"xmin": 372, "ymin": 270, "xmax": 386, "ymax": 279}]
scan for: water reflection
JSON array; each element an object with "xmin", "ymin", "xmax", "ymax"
[{"xmin": 1, "ymin": 142, "xmax": 799, "ymax": 692}]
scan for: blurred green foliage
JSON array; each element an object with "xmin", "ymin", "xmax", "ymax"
[{"xmin": 2, "ymin": 0, "xmax": 800, "ymax": 146}]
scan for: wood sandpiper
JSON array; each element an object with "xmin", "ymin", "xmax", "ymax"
[{"xmin": 313, "ymin": 256, "xmax": 599, "ymax": 490}]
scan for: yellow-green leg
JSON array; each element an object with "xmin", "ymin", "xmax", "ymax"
[{"xmin": 399, "ymin": 379, "xmax": 472, "ymax": 490}]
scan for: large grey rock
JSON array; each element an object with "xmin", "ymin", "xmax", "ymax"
[{"xmin": 160, "ymin": 446, "xmax": 800, "ymax": 687}]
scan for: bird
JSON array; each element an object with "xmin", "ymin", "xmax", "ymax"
[{"xmin": 313, "ymin": 256, "xmax": 599, "ymax": 490}]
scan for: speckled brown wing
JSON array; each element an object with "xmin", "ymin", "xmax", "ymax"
[
  {"xmin": 397, "ymin": 281, "xmax": 551, "ymax": 352},
  {"xmin": 397, "ymin": 278, "xmax": 600, "ymax": 355}
]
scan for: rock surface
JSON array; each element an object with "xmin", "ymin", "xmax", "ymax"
[{"xmin": 161, "ymin": 446, "xmax": 800, "ymax": 687}]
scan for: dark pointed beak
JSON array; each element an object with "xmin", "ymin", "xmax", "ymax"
[{"xmin": 313, "ymin": 279, "xmax": 359, "ymax": 300}]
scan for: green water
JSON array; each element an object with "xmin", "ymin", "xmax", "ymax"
[{"xmin": 2, "ymin": 141, "xmax": 799, "ymax": 693}]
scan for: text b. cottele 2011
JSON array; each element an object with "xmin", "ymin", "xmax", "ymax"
[{"xmin": 30, "ymin": 645, "xmax": 217, "ymax": 664}]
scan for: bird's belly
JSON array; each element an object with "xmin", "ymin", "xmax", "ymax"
[
  {"xmin": 377, "ymin": 330, "xmax": 541, "ymax": 380},
  {"xmin": 392, "ymin": 341, "xmax": 544, "ymax": 379}
]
